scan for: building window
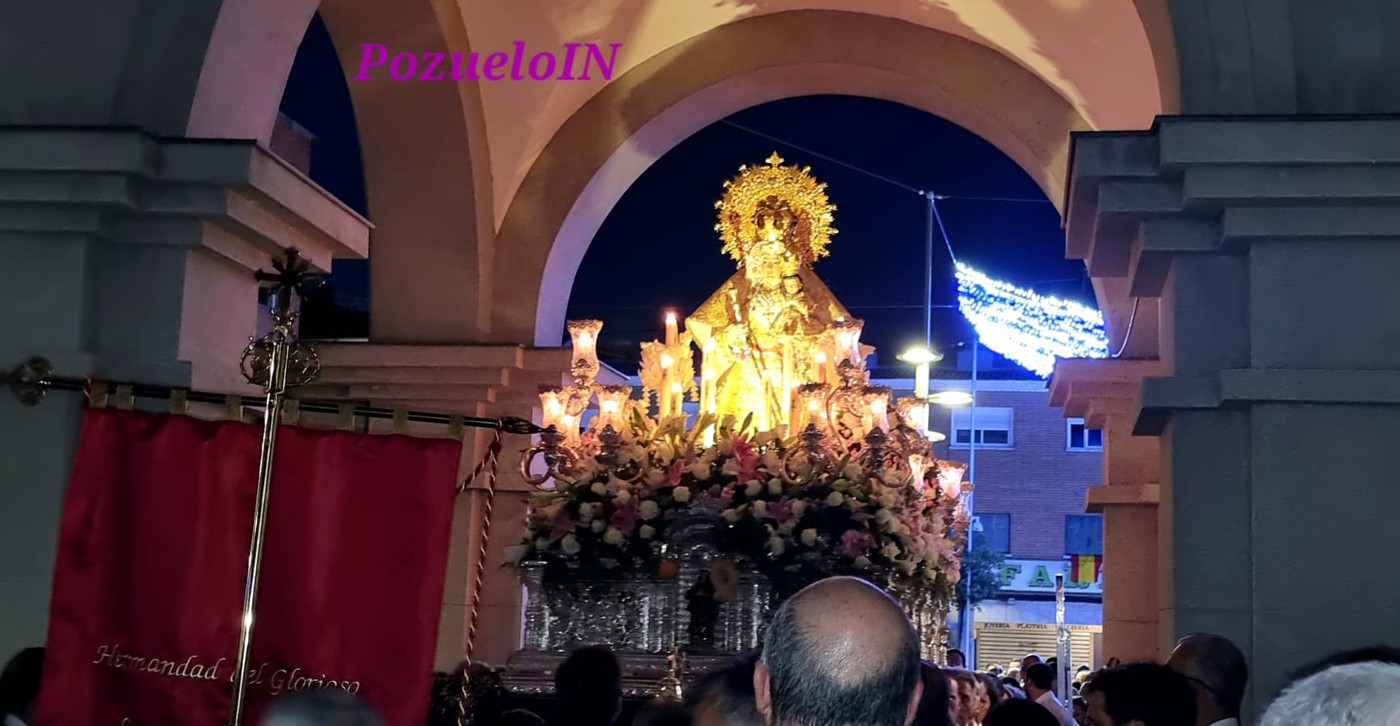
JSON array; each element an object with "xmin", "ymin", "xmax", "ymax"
[
  {"xmin": 1065, "ymin": 514, "xmax": 1103, "ymax": 555},
  {"xmin": 975, "ymin": 513, "xmax": 1011, "ymax": 554},
  {"xmin": 1066, "ymin": 418, "xmax": 1103, "ymax": 451},
  {"xmin": 951, "ymin": 407, "xmax": 1014, "ymax": 449}
]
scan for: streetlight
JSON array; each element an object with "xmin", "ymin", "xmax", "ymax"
[{"xmin": 898, "ymin": 346, "xmax": 943, "ymax": 433}]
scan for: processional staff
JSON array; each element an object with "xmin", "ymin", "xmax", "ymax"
[{"xmin": 229, "ymin": 249, "xmax": 323, "ymax": 726}]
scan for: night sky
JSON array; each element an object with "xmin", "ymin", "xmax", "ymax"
[{"xmin": 281, "ymin": 15, "xmax": 1091, "ymax": 377}]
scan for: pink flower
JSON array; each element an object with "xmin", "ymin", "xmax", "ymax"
[
  {"xmin": 550, "ymin": 507, "xmax": 577, "ymax": 541},
  {"xmin": 664, "ymin": 459, "xmax": 685, "ymax": 486},
  {"xmin": 770, "ymin": 497, "xmax": 793, "ymax": 525},
  {"xmin": 730, "ymin": 436, "xmax": 762, "ymax": 480},
  {"xmin": 840, "ymin": 529, "xmax": 875, "ymax": 558},
  {"xmin": 610, "ymin": 500, "xmax": 640, "ymax": 536}
]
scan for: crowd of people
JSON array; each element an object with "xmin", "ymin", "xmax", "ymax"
[{"xmin": 5, "ymin": 577, "xmax": 1400, "ymax": 724}]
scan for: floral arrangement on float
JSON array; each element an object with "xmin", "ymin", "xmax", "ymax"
[{"xmin": 506, "ymin": 154, "xmax": 971, "ymax": 606}]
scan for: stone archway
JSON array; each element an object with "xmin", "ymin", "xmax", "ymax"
[
  {"xmin": 488, "ymin": 9, "xmax": 1124, "ymax": 348},
  {"xmin": 189, "ymin": 0, "xmax": 495, "ymax": 342}
]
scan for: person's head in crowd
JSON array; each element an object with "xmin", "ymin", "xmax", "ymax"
[
  {"xmin": 496, "ymin": 710, "xmax": 549, "ymax": 726},
  {"xmin": 1021, "ymin": 654, "xmax": 1044, "ymax": 674},
  {"xmin": 1023, "ymin": 664, "xmax": 1055, "ymax": 702},
  {"xmin": 999, "ymin": 677, "xmax": 1022, "ymax": 696},
  {"xmin": 978, "ymin": 673, "xmax": 1005, "ymax": 711},
  {"xmin": 689, "ymin": 651, "xmax": 762, "ymax": 726},
  {"xmin": 1082, "ymin": 663, "xmax": 1195, "ymax": 726},
  {"xmin": 555, "ymin": 645, "xmax": 623, "ymax": 726},
  {"xmin": 1165, "ymin": 633, "xmax": 1248, "ymax": 726},
  {"xmin": 912, "ymin": 661, "xmax": 954, "ymax": 726},
  {"xmin": 633, "ymin": 700, "xmax": 692, "ymax": 726},
  {"xmin": 983, "ymin": 699, "xmax": 1059, "ymax": 726},
  {"xmin": 260, "ymin": 688, "xmax": 384, "ymax": 726},
  {"xmin": 946, "ymin": 669, "xmax": 980, "ymax": 726},
  {"xmin": 1259, "ymin": 661, "xmax": 1400, "ymax": 726},
  {"xmin": 1288, "ymin": 645, "xmax": 1400, "ymax": 683},
  {"xmin": 946, "ymin": 650, "xmax": 966, "ymax": 669},
  {"xmin": 755, "ymin": 577, "xmax": 923, "ymax": 726},
  {"xmin": 1045, "ymin": 657, "xmax": 1060, "ymax": 693},
  {"xmin": 0, "ymin": 648, "xmax": 44, "ymax": 724},
  {"xmin": 1071, "ymin": 696, "xmax": 1088, "ymax": 724}
]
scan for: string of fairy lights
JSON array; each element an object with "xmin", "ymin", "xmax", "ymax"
[{"xmin": 953, "ymin": 262, "xmax": 1109, "ymax": 377}]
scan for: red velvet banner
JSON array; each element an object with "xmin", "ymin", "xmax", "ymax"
[{"xmin": 35, "ymin": 408, "xmax": 463, "ymax": 725}]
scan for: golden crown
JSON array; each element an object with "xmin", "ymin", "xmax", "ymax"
[{"xmin": 714, "ymin": 152, "xmax": 837, "ymax": 267}]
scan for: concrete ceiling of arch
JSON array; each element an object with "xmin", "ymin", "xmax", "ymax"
[{"xmin": 439, "ymin": 0, "xmax": 1161, "ymax": 229}]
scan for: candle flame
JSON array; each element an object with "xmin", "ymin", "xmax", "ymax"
[
  {"xmin": 665, "ymin": 311, "xmax": 677, "ymax": 325},
  {"xmin": 660, "ymin": 354, "xmax": 674, "ymax": 368},
  {"xmin": 601, "ymin": 400, "xmax": 619, "ymax": 413},
  {"xmin": 670, "ymin": 382, "xmax": 682, "ymax": 393},
  {"xmin": 815, "ymin": 351, "xmax": 827, "ymax": 363}
]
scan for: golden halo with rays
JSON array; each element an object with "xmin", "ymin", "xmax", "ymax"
[{"xmin": 713, "ymin": 152, "xmax": 837, "ymax": 267}]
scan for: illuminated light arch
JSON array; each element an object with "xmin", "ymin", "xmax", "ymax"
[{"xmin": 954, "ymin": 262, "xmax": 1108, "ymax": 378}]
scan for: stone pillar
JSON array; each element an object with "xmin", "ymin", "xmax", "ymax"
[
  {"xmin": 1068, "ymin": 117, "xmax": 1400, "ymax": 709},
  {"xmin": 1050, "ymin": 358, "xmax": 1165, "ymax": 663},
  {"xmin": 310, "ymin": 343, "xmax": 573, "ymax": 668},
  {"xmin": 0, "ymin": 127, "xmax": 368, "ymax": 658}
]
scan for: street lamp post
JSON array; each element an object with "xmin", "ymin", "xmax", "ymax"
[{"xmin": 959, "ymin": 334, "xmax": 979, "ymax": 664}]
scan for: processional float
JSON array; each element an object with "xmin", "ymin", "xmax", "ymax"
[{"xmin": 504, "ymin": 154, "xmax": 972, "ymax": 696}]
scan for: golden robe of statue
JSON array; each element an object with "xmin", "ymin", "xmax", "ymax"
[{"xmin": 686, "ymin": 154, "xmax": 858, "ymax": 432}]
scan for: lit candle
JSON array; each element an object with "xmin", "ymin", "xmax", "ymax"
[
  {"xmin": 814, "ymin": 350, "xmax": 829, "ymax": 384},
  {"xmin": 660, "ymin": 352, "xmax": 675, "ymax": 417},
  {"xmin": 865, "ymin": 386, "xmax": 891, "ymax": 432},
  {"xmin": 595, "ymin": 385, "xmax": 630, "ymax": 432},
  {"xmin": 670, "ymin": 381, "xmax": 683, "ymax": 421},
  {"xmin": 781, "ymin": 343, "xmax": 794, "ymax": 431},
  {"xmin": 938, "ymin": 460, "xmax": 968, "ymax": 499},
  {"xmin": 665, "ymin": 311, "xmax": 678, "ymax": 347},
  {"xmin": 539, "ymin": 386, "xmax": 565, "ymax": 431},
  {"xmin": 909, "ymin": 454, "xmax": 928, "ymax": 491},
  {"xmin": 566, "ymin": 319, "xmax": 603, "ymax": 385}
]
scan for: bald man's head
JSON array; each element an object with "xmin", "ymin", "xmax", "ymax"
[
  {"xmin": 755, "ymin": 577, "xmax": 922, "ymax": 726},
  {"xmin": 1166, "ymin": 633, "xmax": 1248, "ymax": 721}
]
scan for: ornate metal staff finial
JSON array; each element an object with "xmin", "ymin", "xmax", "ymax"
[{"xmin": 240, "ymin": 248, "xmax": 321, "ymax": 389}]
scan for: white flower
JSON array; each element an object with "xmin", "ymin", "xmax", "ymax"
[
  {"xmin": 790, "ymin": 500, "xmax": 808, "ymax": 518},
  {"xmin": 590, "ymin": 482, "xmax": 608, "ymax": 496},
  {"xmin": 603, "ymin": 528, "xmax": 625, "ymax": 546},
  {"xmin": 744, "ymin": 481, "xmax": 763, "ymax": 497},
  {"xmin": 504, "ymin": 545, "xmax": 529, "ymax": 564},
  {"xmin": 879, "ymin": 492, "xmax": 900, "ymax": 509},
  {"xmin": 800, "ymin": 528, "xmax": 818, "ymax": 546},
  {"xmin": 535, "ymin": 537, "xmax": 550, "ymax": 551},
  {"xmin": 640, "ymin": 525, "xmax": 656, "ymax": 539},
  {"xmin": 657, "ymin": 442, "xmax": 676, "ymax": 463},
  {"xmin": 622, "ymin": 445, "xmax": 645, "ymax": 464},
  {"xmin": 752, "ymin": 500, "xmax": 768, "ymax": 517},
  {"xmin": 894, "ymin": 559, "xmax": 916, "ymax": 576},
  {"xmin": 853, "ymin": 556, "xmax": 872, "ymax": 568},
  {"xmin": 767, "ymin": 479, "xmax": 783, "ymax": 495},
  {"xmin": 615, "ymin": 488, "xmax": 633, "ymax": 504},
  {"xmin": 673, "ymin": 486, "xmax": 692, "ymax": 503},
  {"xmin": 779, "ymin": 520, "xmax": 797, "ymax": 535},
  {"xmin": 591, "ymin": 519, "xmax": 606, "ymax": 533},
  {"xmin": 875, "ymin": 509, "xmax": 894, "ymax": 526},
  {"xmin": 881, "ymin": 543, "xmax": 901, "ymax": 560},
  {"xmin": 688, "ymin": 461, "xmax": 712, "ymax": 480},
  {"xmin": 561, "ymin": 534, "xmax": 581, "ymax": 555},
  {"xmin": 640, "ymin": 500, "xmax": 661, "ymax": 520},
  {"xmin": 579, "ymin": 504, "xmax": 596, "ymax": 523},
  {"xmin": 846, "ymin": 497, "xmax": 862, "ymax": 511},
  {"xmin": 879, "ymin": 468, "xmax": 905, "ymax": 486},
  {"xmin": 923, "ymin": 566, "xmax": 937, "ymax": 582},
  {"xmin": 542, "ymin": 501, "xmax": 565, "ymax": 520},
  {"xmin": 768, "ymin": 536, "xmax": 786, "ymax": 555},
  {"xmin": 826, "ymin": 491, "xmax": 845, "ymax": 508},
  {"xmin": 721, "ymin": 460, "xmax": 742, "ymax": 477},
  {"xmin": 761, "ymin": 452, "xmax": 782, "ymax": 471},
  {"xmin": 843, "ymin": 463, "xmax": 864, "ymax": 480},
  {"xmin": 645, "ymin": 468, "xmax": 666, "ymax": 486},
  {"xmin": 722, "ymin": 508, "xmax": 741, "ymax": 523}
]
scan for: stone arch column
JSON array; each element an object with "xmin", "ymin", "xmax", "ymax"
[{"xmin": 488, "ymin": 10, "xmax": 1101, "ymax": 348}]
